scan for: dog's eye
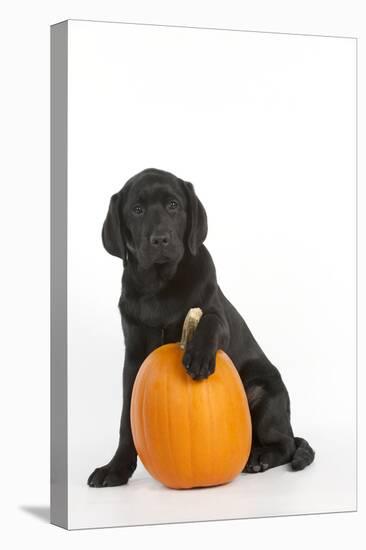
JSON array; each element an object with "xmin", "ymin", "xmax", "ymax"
[
  {"xmin": 132, "ymin": 204, "xmax": 144, "ymax": 215},
  {"xmin": 167, "ymin": 200, "xmax": 178, "ymax": 210}
]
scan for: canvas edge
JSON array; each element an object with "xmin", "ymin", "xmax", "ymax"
[
  {"xmin": 50, "ymin": 20, "xmax": 68, "ymax": 530},
  {"xmin": 48, "ymin": 19, "xmax": 358, "ymax": 530}
]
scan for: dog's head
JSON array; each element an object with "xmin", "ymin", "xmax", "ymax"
[{"xmin": 102, "ymin": 168, "xmax": 207, "ymax": 270}]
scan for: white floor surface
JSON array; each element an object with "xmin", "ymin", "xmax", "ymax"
[{"xmin": 68, "ymin": 427, "xmax": 356, "ymax": 529}]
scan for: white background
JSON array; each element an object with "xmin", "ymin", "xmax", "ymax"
[
  {"xmin": 1, "ymin": 0, "xmax": 365, "ymax": 548},
  {"xmin": 67, "ymin": 20, "xmax": 356, "ymax": 529}
]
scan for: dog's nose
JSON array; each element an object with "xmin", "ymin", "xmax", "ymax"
[{"xmin": 150, "ymin": 232, "xmax": 170, "ymax": 247}]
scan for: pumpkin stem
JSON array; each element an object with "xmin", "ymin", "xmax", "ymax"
[{"xmin": 180, "ymin": 308, "xmax": 203, "ymax": 350}]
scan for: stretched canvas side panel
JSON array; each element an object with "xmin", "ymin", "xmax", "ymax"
[{"xmin": 51, "ymin": 20, "xmax": 68, "ymax": 530}]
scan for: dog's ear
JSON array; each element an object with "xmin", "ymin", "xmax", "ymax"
[
  {"xmin": 101, "ymin": 191, "xmax": 127, "ymax": 261},
  {"xmin": 183, "ymin": 181, "xmax": 208, "ymax": 255}
]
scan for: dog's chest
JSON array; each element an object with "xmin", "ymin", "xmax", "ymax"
[{"xmin": 121, "ymin": 291, "xmax": 185, "ymax": 335}]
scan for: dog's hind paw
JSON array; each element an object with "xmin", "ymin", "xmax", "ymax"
[{"xmin": 243, "ymin": 447, "xmax": 270, "ymax": 473}]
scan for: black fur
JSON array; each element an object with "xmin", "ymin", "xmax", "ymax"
[{"xmin": 88, "ymin": 168, "xmax": 314, "ymax": 487}]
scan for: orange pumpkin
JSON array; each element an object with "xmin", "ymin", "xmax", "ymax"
[{"xmin": 130, "ymin": 308, "xmax": 252, "ymax": 489}]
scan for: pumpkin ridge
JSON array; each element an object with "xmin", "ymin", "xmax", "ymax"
[
  {"xmin": 205, "ymin": 375, "xmax": 214, "ymax": 483},
  {"xmin": 224, "ymin": 361, "xmax": 240, "ymax": 474},
  {"xmin": 228, "ymin": 365, "xmax": 239, "ymax": 474},
  {"xmin": 185, "ymin": 363, "xmax": 194, "ymax": 487},
  {"xmin": 141, "ymin": 364, "xmax": 157, "ymax": 480},
  {"xmin": 224, "ymin": 359, "xmax": 250, "ymax": 473},
  {"xmin": 165, "ymin": 355, "xmax": 176, "ymax": 485}
]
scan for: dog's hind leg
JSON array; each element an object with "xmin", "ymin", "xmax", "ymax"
[{"xmin": 243, "ymin": 376, "xmax": 298, "ymax": 473}]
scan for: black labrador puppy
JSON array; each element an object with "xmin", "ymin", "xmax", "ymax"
[{"xmin": 88, "ymin": 168, "xmax": 315, "ymax": 487}]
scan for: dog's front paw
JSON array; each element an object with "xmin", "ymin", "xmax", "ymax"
[
  {"xmin": 183, "ymin": 343, "xmax": 216, "ymax": 380},
  {"xmin": 87, "ymin": 459, "xmax": 136, "ymax": 487}
]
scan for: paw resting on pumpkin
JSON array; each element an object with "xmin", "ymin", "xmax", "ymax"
[{"xmin": 182, "ymin": 341, "xmax": 216, "ymax": 380}]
